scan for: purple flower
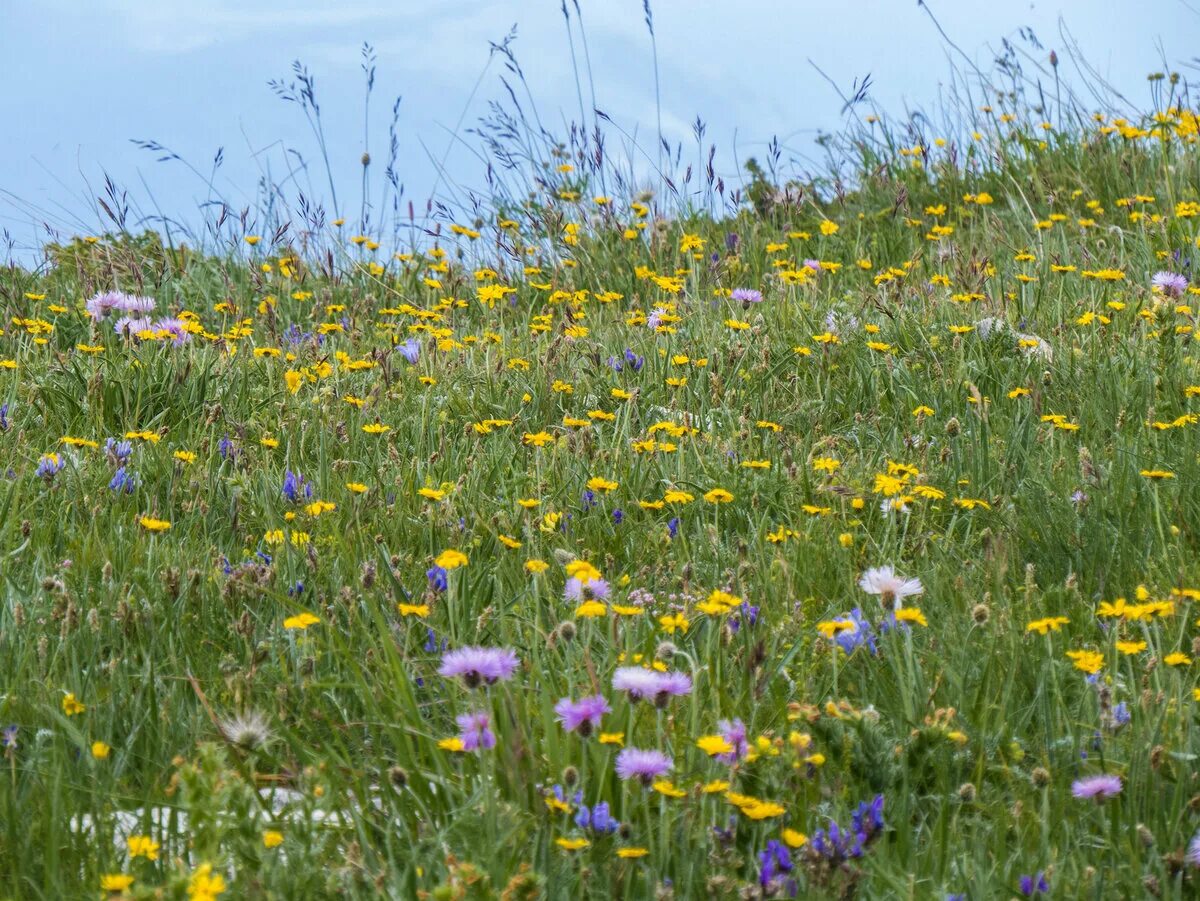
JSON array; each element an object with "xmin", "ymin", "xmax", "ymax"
[
  {"xmin": 108, "ymin": 466, "xmax": 138, "ymax": 494},
  {"xmin": 114, "ymin": 316, "xmax": 154, "ymax": 337},
  {"xmin": 153, "ymin": 317, "xmax": 190, "ymax": 345},
  {"xmin": 758, "ymin": 840, "xmax": 795, "ymax": 894},
  {"xmin": 554, "ymin": 694, "xmax": 611, "ymax": 736},
  {"xmin": 612, "ymin": 508, "xmax": 624, "ymax": 525},
  {"xmin": 615, "ymin": 747, "xmax": 672, "ymax": 784},
  {"xmin": 104, "ymin": 438, "xmax": 133, "ymax": 463},
  {"xmin": 1071, "ymin": 773, "xmax": 1122, "ymax": 801},
  {"xmin": 427, "ymin": 565, "xmax": 448, "ymax": 592},
  {"xmin": 85, "ymin": 290, "xmax": 155, "ymax": 320},
  {"xmin": 623, "ymin": 349, "xmax": 644, "ymax": 371},
  {"xmin": 400, "ymin": 338, "xmax": 420, "ymax": 364},
  {"xmin": 831, "ymin": 607, "xmax": 877, "ymax": 656},
  {"xmin": 731, "ymin": 287, "xmax": 763, "ymax": 305},
  {"xmin": 804, "ymin": 259, "xmax": 821, "ymax": 271},
  {"xmin": 282, "ymin": 470, "xmax": 312, "ymax": 503},
  {"xmin": 456, "ymin": 711, "xmax": 495, "ymax": 751},
  {"xmin": 1, "ymin": 725, "xmax": 16, "ymax": 750},
  {"xmin": 1187, "ymin": 831, "xmax": 1200, "ymax": 866},
  {"xmin": 716, "ymin": 718, "xmax": 748, "ymax": 763},
  {"xmin": 647, "ymin": 308, "xmax": 668, "ymax": 330},
  {"xmin": 611, "ymin": 667, "xmax": 692, "ymax": 705},
  {"xmin": 667, "ymin": 517, "xmax": 680, "ymax": 539},
  {"xmin": 0, "ymin": 403, "xmax": 10, "ymax": 432},
  {"xmin": 1151, "ymin": 270, "xmax": 1189, "ymax": 298},
  {"xmin": 1019, "ymin": 872, "xmax": 1049, "ymax": 896},
  {"xmin": 35, "ymin": 453, "xmax": 66, "ymax": 480},
  {"xmin": 438, "ymin": 646, "xmax": 519, "ymax": 688},
  {"xmin": 564, "ymin": 576, "xmax": 609, "ymax": 602},
  {"xmin": 576, "ymin": 801, "xmax": 619, "ymax": 833}
]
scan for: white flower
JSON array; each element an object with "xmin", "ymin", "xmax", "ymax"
[{"xmin": 858, "ymin": 565, "xmax": 923, "ymax": 610}]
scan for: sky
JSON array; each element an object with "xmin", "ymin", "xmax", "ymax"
[{"xmin": 0, "ymin": 0, "xmax": 1195, "ymax": 259}]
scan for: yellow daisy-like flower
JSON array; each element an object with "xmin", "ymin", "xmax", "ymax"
[{"xmin": 283, "ymin": 612, "xmax": 320, "ymax": 630}]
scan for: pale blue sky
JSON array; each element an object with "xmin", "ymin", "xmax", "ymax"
[{"xmin": 0, "ymin": 1, "xmax": 1194, "ymax": 257}]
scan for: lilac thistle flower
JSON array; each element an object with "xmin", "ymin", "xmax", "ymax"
[
  {"xmin": 554, "ymin": 694, "xmax": 611, "ymax": 737},
  {"xmin": 716, "ymin": 718, "xmax": 749, "ymax": 763},
  {"xmin": 400, "ymin": 337, "xmax": 420, "ymax": 364},
  {"xmin": 1187, "ymin": 831, "xmax": 1200, "ymax": 867},
  {"xmin": 858, "ymin": 565, "xmax": 923, "ymax": 611},
  {"xmin": 647, "ymin": 307, "xmax": 669, "ymax": 329},
  {"xmin": 153, "ymin": 317, "xmax": 190, "ymax": 345},
  {"xmin": 438, "ymin": 646, "xmax": 519, "ymax": 688},
  {"xmin": 1071, "ymin": 773, "xmax": 1122, "ymax": 802},
  {"xmin": 731, "ymin": 287, "xmax": 764, "ymax": 306},
  {"xmin": 804, "ymin": 258, "xmax": 821, "ymax": 271},
  {"xmin": 456, "ymin": 711, "xmax": 496, "ymax": 751},
  {"xmin": 564, "ymin": 576, "xmax": 610, "ymax": 602},
  {"xmin": 1151, "ymin": 270, "xmax": 1189, "ymax": 298},
  {"xmin": 615, "ymin": 747, "xmax": 672, "ymax": 784},
  {"xmin": 114, "ymin": 316, "xmax": 154, "ymax": 337},
  {"xmin": 1019, "ymin": 872, "xmax": 1049, "ymax": 896},
  {"xmin": 612, "ymin": 667, "xmax": 692, "ymax": 706}
]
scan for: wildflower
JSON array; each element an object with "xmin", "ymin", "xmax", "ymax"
[
  {"xmin": 187, "ymin": 862, "xmax": 226, "ymax": 900},
  {"xmin": 217, "ymin": 710, "xmax": 272, "ymax": 752},
  {"xmin": 1072, "ymin": 774, "xmax": 1122, "ymax": 801},
  {"xmin": 575, "ymin": 800, "xmax": 619, "ymax": 833},
  {"xmin": 35, "ymin": 453, "xmax": 66, "ymax": 481},
  {"xmin": 91, "ymin": 741, "xmax": 111, "ymax": 759},
  {"xmin": 127, "ymin": 835, "xmax": 160, "ymax": 860},
  {"xmin": 283, "ymin": 612, "xmax": 319, "ymax": 630},
  {"xmin": 62, "ymin": 693, "xmax": 85, "ymax": 716},
  {"xmin": 263, "ymin": 830, "xmax": 284, "ymax": 848},
  {"xmin": 426, "ymin": 565, "xmax": 448, "ymax": 592},
  {"xmin": 615, "ymin": 747, "xmax": 672, "ymax": 784},
  {"xmin": 101, "ymin": 874, "xmax": 135, "ymax": 893},
  {"xmin": 434, "ymin": 549, "xmax": 469, "ymax": 570},
  {"xmin": 1025, "ymin": 616, "xmax": 1069, "ymax": 635},
  {"xmin": 858, "ymin": 565, "xmax": 923, "ymax": 610},
  {"xmin": 1152, "ymin": 271, "xmax": 1189, "ymax": 298},
  {"xmin": 758, "ymin": 839, "xmax": 795, "ymax": 894},
  {"xmin": 438, "ymin": 647, "xmax": 519, "ymax": 687},
  {"xmin": 611, "ymin": 666, "xmax": 692, "ymax": 704},
  {"xmin": 564, "ymin": 576, "xmax": 610, "ymax": 602},
  {"xmin": 456, "ymin": 711, "xmax": 496, "ymax": 751},
  {"xmin": 554, "ymin": 695, "xmax": 611, "ymax": 736},
  {"xmin": 732, "ymin": 287, "xmax": 764, "ymax": 305},
  {"xmin": 1019, "ymin": 873, "xmax": 1049, "ymax": 896}
]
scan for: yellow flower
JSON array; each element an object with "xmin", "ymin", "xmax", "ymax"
[
  {"xmin": 187, "ymin": 863, "xmax": 226, "ymax": 899},
  {"xmin": 1066, "ymin": 649, "xmax": 1104, "ymax": 674},
  {"xmin": 599, "ymin": 733, "xmax": 625, "ymax": 746},
  {"xmin": 586, "ymin": 477, "xmax": 618, "ymax": 492},
  {"xmin": 128, "ymin": 835, "xmax": 159, "ymax": 860},
  {"xmin": 652, "ymin": 779, "xmax": 688, "ymax": 798},
  {"xmin": 576, "ymin": 600, "xmax": 608, "ymax": 618},
  {"xmin": 1025, "ymin": 616, "xmax": 1069, "ymax": 635},
  {"xmin": 659, "ymin": 613, "xmax": 689, "ymax": 634},
  {"xmin": 895, "ymin": 608, "xmax": 928, "ymax": 627},
  {"xmin": 283, "ymin": 612, "xmax": 320, "ymax": 630},
  {"xmin": 62, "ymin": 693, "xmax": 86, "ymax": 716},
  {"xmin": 362, "ymin": 422, "xmax": 390, "ymax": 434},
  {"xmin": 139, "ymin": 516, "xmax": 172, "ymax": 532},
  {"xmin": 174, "ymin": 450, "xmax": 197, "ymax": 464},
  {"xmin": 101, "ymin": 874, "xmax": 134, "ymax": 892},
  {"xmin": 555, "ymin": 837, "xmax": 590, "ymax": 851},
  {"xmin": 397, "ymin": 603, "xmax": 430, "ymax": 617},
  {"xmin": 525, "ymin": 559, "xmax": 549, "ymax": 574},
  {"xmin": 345, "ymin": 482, "xmax": 368, "ymax": 493},
  {"xmin": 1164, "ymin": 652, "xmax": 1192, "ymax": 666},
  {"xmin": 1115, "ymin": 640, "xmax": 1147, "ymax": 655},
  {"xmin": 697, "ymin": 735, "xmax": 735, "ymax": 756},
  {"xmin": 438, "ymin": 737, "xmax": 466, "ymax": 752},
  {"xmin": 434, "ymin": 549, "xmax": 468, "ymax": 570},
  {"xmin": 418, "ymin": 487, "xmax": 446, "ymax": 501},
  {"xmin": 782, "ymin": 829, "xmax": 808, "ymax": 848},
  {"xmin": 703, "ymin": 488, "xmax": 734, "ymax": 503},
  {"xmin": 262, "ymin": 830, "xmax": 284, "ymax": 849},
  {"xmin": 617, "ymin": 847, "xmax": 649, "ymax": 858},
  {"xmin": 91, "ymin": 741, "xmax": 111, "ymax": 760}
]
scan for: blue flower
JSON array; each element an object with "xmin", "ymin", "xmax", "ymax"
[{"xmin": 427, "ymin": 565, "xmax": 448, "ymax": 592}]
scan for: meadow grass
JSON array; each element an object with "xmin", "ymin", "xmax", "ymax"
[{"xmin": 2, "ymin": 52, "xmax": 1200, "ymax": 900}]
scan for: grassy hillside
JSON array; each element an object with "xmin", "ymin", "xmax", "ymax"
[{"xmin": 2, "ymin": 77, "xmax": 1200, "ymax": 899}]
